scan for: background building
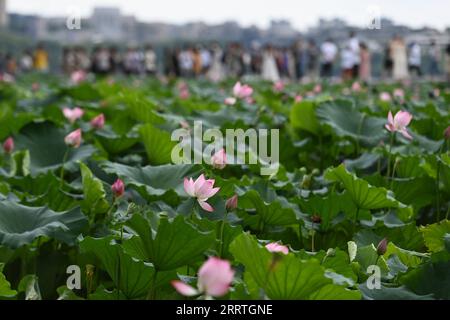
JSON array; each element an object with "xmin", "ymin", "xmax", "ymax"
[{"xmin": 0, "ymin": 0, "xmax": 8, "ymax": 28}]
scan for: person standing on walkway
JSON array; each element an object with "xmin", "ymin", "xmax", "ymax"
[
  {"xmin": 33, "ymin": 43, "xmax": 49, "ymax": 72},
  {"xmin": 359, "ymin": 42, "xmax": 371, "ymax": 83},
  {"xmin": 408, "ymin": 41, "xmax": 422, "ymax": 78},
  {"xmin": 320, "ymin": 38, "xmax": 337, "ymax": 79},
  {"xmin": 390, "ymin": 35, "xmax": 409, "ymax": 81}
]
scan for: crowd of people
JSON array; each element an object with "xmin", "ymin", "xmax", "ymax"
[
  {"xmin": 2, "ymin": 33, "xmax": 450, "ymax": 83},
  {"xmin": 0, "ymin": 43, "xmax": 49, "ymax": 77}
]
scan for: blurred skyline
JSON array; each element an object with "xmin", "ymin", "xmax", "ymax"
[{"xmin": 7, "ymin": 0, "xmax": 450, "ymax": 31}]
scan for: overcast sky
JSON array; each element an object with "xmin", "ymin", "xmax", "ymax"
[{"xmin": 7, "ymin": 0, "xmax": 450, "ymax": 31}]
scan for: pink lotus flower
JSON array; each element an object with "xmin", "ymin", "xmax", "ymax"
[
  {"xmin": 385, "ymin": 110, "xmax": 413, "ymax": 140},
  {"xmin": 245, "ymin": 97, "xmax": 254, "ymax": 104},
  {"xmin": 3, "ymin": 137, "xmax": 14, "ymax": 154},
  {"xmin": 111, "ymin": 178, "xmax": 125, "ymax": 198},
  {"xmin": 233, "ymin": 82, "xmax": 253, "ymax": 99},
  {"xmin": 32, "ymin": 83, "xmax": 40, "ymax": 91},
  {"xmin": 171, "ymin": 257, "xmax": 234, "ymax": 297},
  {"xmin": 225, "ymin": 194, "xmax": 238, "ymax": 211},
  {"xmin": 64, "ymin": 129, "xmax": 82, "ymax": 148},
  {"xmin": 211, "ymin": 148, "xmax": 227, "ymax": 170},
  {"xmin": 393, "ymin": 88, "xmax": 404, "ymax": 99},
  {"xmin": 294, "ymin": 95, "xmax": 303, "ymax": 103},
  {"xmin": 224, "ymin": 97, "xmax": 237, "ymax": 105},
  {"xmin": 0, "ymin": 73, "xmax": 14, "ymax": 83},
  {"xmin": 90, "ymin": 113, "xmax": 105, "ymax": 129},
  {"xmin": 71, "ymin": 70, "xmax": 87, "ymax": 84},
  {"xmin": 265, "ymin": 242, "xmax": 289, "ymax": 255},
  {"xmin": 184, "ymin": 174, "xmax": 220, "ymax": 212},
  {"xmin": 313, "ymin": 84, "xmax": 322, "ymax": 94},
  {"xmin": 63, "ymin": 107, "xmax": 84, "ymax": 124},
  {"xmin": 273, "ymin": 81, "xmax": 285, "ymax": 92},
  {"xmin": 179, "ymin": 88, "xmax": 190, "ymax": 100},
  {"xmin": 351, "ymin": 82, "xmax": 361, "ymax": 92},
  {"xmin": 433, "ymin": 88, "xmax": 440, "ymax": 97},
  {"xmin": 380, "ymin": 92, "xmax": 391, "ymax": 101}
]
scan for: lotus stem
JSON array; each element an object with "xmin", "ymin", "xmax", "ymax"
[
  {"xmin": 59, "ymin": 149, "xmax": 69, "ymax": 188},
  {"xmin": 436, "ymin": 144, "xmax": 444, "ymax": 222},
  {"xmin": 147, "ymin": 270, "xmax": 158, "ymax": 300},
  {"xmin": 219, "ymin": 212, "xmax": 228, "ymax": 258},
  {"xmin": 390, "ymin": 158, "xmax": 399, "ymax": 191},
  {"xmin": 386, "ymin": 132, "xmax": 395, "ymax": 181}
]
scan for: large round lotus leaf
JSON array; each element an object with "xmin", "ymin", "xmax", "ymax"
[
  {"xmin": 0, "ymin": 200, "xmax": 87, "ymax": 249},
  {"xmin": 14, "ymin": 121, "xmax": 96, "ymax": 175}
]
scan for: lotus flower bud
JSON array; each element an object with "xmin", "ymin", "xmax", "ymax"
[
  {"xmin": 64, "ymin": 129, "xmax": 82, "ymax": 148},
  {"xmin": 444, "ymin": 126, "xmax": 450, "ymax": 140},
  {"xmin": 225, "ymin": 194, "xmax": 238, "ymax": 212},
  {"xmin": 3, "ymin": 137, "xmax": 14, "ymax": 154},
  {"xmin": 311, "ymin": 214, "xmax": 322, "ymax": 224},
  {"xmin": 376, "ymin": 238, "xmax": 388, "ymax": 256},
  {"xmin": 111, "ymin": 178, "xmax": 125, "ymax": 198},
  {"xmin": 90, "ymin": 113, "xmax": 105, "ymax": 129}
]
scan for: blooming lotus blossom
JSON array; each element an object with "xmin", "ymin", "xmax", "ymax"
[
  {"xmin": 265, "ymin": 242, "xmax": 289, "ymax": 255},
  {"xmin": 3, "ymin": 137, "xmax": 14, "ymax": 154},
  {"xmin": 64, "ymin": 129, "xmax": 82, "ymax": 148},
  {"xmin": 111, "ymin": 179, "xmax": 125, "ymax": 198},
  {"xmin": 385, "ymin": 110, "xmax": 413, "ymax": 140},
  {"xmin": 184, "ymin": 174, "xmax": 220, "ymax": 212},
  {"xmin": 393, "ymin": 88, "xmax": 404, "ymax": 99},
  {"xmin": 211, "ymin": 148, "xmax": 227, "ymax": 170},
  {"xmin": 273, "ymin": 81, "xmax": 284, "ymax": 92},
  {"xmin": 224, "ymin": 97, "xmax": 237, "ymax": 105},
  {"xmin": 313, "ymin": 84, "xmax": 322, "ymax": 94},
  {"xmin": 225, "ymin": 194, "xmax": 238, "ymax": 211},
  {"xmin": 63, "ymin": 107, "xmax": 84, "ymax": 123},
  {"xmin": 71, "ymin": 70, "xmax": 87, "ymax": 84},
  {"xmin": 351, "ymin": 82, "xmax": 361, "ymax": 92},
  {"xmin": 171, "ymin": 257, "xmax": 234, "ymax": 297},
  {"xmin": 380, "ymin": 92, "xmax": 391, "ymax": 101},
  {"xmin": 233, "ymin": 82, "xmax": 253, "ymax": 99},
  {"xmin": 90, "ymin": 113, "xmax": 105, "ymax": 129},
  {"xmin": 32, "ymin": 83, "xmax": 40, "ymax": 91},
  {"xmin": 294, "ymin": 95, "xmax": 303, "ymax": 103}
]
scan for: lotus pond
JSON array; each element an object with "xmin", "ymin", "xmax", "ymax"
[{"xmin": 0, "ymin": 76, "xmax": 449, "ymax": 300}]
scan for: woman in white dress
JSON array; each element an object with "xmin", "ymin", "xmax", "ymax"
[
  {"xmin": 390, "ymin": 36, "xmax": 409, "ymax": 80},
  {"xmin": 207, "ymin": 43, "xmax": 225, "ymax": 82},
  {"xmin": 261, "ymin": 45, "xmax": 280, "ymax": 82}
]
